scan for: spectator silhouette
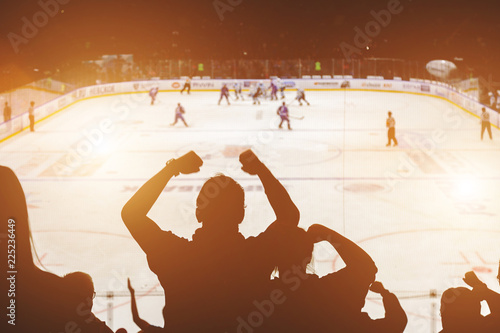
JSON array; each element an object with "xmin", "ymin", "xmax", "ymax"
[
  {"xmin": 121, "ymin": 150, "xmax": 300, "ymax": 333},
  {"xmin": 0, "ymin": 166, "xmax": 70, "ymax": 332},
  {"xmin": 127, "ymin": 278, "xmax": 162, "ymax": 332},
  {"xmin": 304, "ymin": 224, "xmax": 380, "ymax": 332},
  {"xmin": 256, "ymin": 223, "xmax": 386, "ymax": 333},
  {"xmin": 3, "ymin": 101, "xmax": 11, "ymax": 122},
  {"xmin": 440, "ymin": 287, "xmax": 482, "ymax": 332},
  {"xmin": 440, "ymin": 269, "xmax": 500, "ymax": 333},
  {"xmin": 63, "ymin": 271, "xmax": 114, "ymax": 333}
]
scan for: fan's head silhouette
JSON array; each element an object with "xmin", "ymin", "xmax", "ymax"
[
  {"xmin": 196, "ymin": 173, "xmax": 245, "ymax": 233},
  {"xmin": 276, "ymin": 226, "xmax": 313, "ymax": 275},
  {"xmin": 0, "ymin": 166, "xmax": 33, "ymax": 267},
  {"xmin": 64, "ymin": 271, "xmax": 96, "ymax": 311},
  {"xmin": 440, "ymin": 287, "xmax": 481, "ymax": 332}
]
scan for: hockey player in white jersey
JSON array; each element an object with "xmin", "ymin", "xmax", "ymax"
[
  {"xmin": 149, "ymin": 86, "xmax": 159, "ymax": 105},
  {"xmin": 233, "ymin": 81, "xmax": 244, "ymax": 100},
  {"xmin": 257, "ymin": 81, "xmax": 267, "ymax": 99},
  {"xmin": 277, "ymin": 78, "xmax": 286, "ymax": 99},
  {"xmin": 489, "ymin": 92, "xmax": 496, "ymax": 108},
  {"xmin": 296, "ymin": 88, "xmax": 310, "ymax": 106}
]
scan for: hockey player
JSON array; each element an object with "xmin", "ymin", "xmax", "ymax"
[
  {"xmin": 296, "ymin": 88, "xmax": 310, "ymax": 106},
  {"xmin": 218, "ymin": 84, "xmax": 230, "ymax": 105},
  {"xmin": 149, "ymin": 86, "xmax": 159, "ymax": 105},
  {"xmin": 258, "ymin": 81, "xmax": 267, "ymax": 99},
  {"xmin": 489, "ymin": 92, "xmax": 496, "ymax": 109},
  {"xmin": 233, "ymin": 81, "xmax": 243, "ymax": 100},
  {"xmin": 252, "ymin": 83, "xmax": 263, "ymax": 105},
  {"xmin": 171, "ymin": 103, "xmax": 188, "ymax": 127},
  {"xmin": 277, "ymin": 101, "xmax": 291, "ymax": 130},
  {"xmin": 180, "ymin": 77, "xmax": 191, "ymax": 94},
  {"xmin": 277, "ymin": 78, "xmax": 286, "ymax": 99},
  {"xmin": 269, "ymin": 80, "xmax": 278, "ymax": 100},
  {"xmin": 386, "ymin": 111, "xmax": 398, "ymax": 147}
]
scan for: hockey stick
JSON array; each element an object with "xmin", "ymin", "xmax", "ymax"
[
  {"xmin": 286, "ymin": 98, "xmax": 297, "ymax": 107},
  {"xmin": 289, "ymin": 114, "xmax": 304, "ymax": 120}
]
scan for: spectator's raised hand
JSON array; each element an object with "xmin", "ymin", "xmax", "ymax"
[
  {"xmin": 171, "ymin": 151, "xmax": 203, "ymax": 175},
  {"xmin": 239, "ymin": 149, "xmax": 264, "ymax": 175},
  {"xmin": 127, "ymin": 278, "xmax": 135, "ymax": 294},
  {"xmin": 369, "ymin": 281, "xmax": 386, "ymax": 294},
  {"xmin": 463, "ymin": 271, "xmax": 486, "ymax": 289}
]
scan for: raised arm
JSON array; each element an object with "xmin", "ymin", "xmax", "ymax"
[
  {"xmin": 365, "ymin": 282, "xmax": 408, "ymax": 333},
  {"xmin": 307, "ymin": 224, "xmax": 377, "ymax": 276},
  {"xmin": 464, "ymin": 271, "xmax": 500, "ymax": 315},
  {"xmin": 239, "ymin": 149, "xmax": 299, "ymax": 226},
  {"xmin": 121, "ymin": 151, "xmax": 202, "ymax": 253},
  {"xmin": 127, "ymin": 278, "xmax": 152, "ymax": 331}
]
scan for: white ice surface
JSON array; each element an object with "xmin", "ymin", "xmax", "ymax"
[{"xmin": 1, "ymin": 90, "xmax": 499, "ymax": 332}]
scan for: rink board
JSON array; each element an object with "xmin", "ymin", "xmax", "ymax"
[{"xmin": 0, "ymin": 90, "xmax": 499, "ymax": 332}]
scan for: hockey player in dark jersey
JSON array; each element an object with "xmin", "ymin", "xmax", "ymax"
[
  {"xmin": 218, "ymin": 84, "xmax": 230, "ymax": 105},
  {"xmin": 149, "ymin": 87, "xmax": 159, "ymax": 105},
  {"xmin": 180, "ymin": 78, "xmax": 191, "ymax": 94},
  {"xmin": 277, "ymin": 101, "xmax": 291, "ymax": 130},
  {"xmin": 296, "ymin": 88, "xmax": 310, "ymax": 106},
  {"xmin": 270, "ymin": 80, "xmax": 278, "ymax": 100},
  {"xmin": 171, "ymin": 103, "xmax": 188, "ymax": 127}
]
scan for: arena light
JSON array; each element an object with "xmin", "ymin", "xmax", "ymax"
[{"xmin": 455, "ymin": 175, "xmax": 479, "ymax": 198}]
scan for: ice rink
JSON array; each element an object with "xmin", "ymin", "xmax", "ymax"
[{"xmin": 1, "ymin": 88, "xmax": 499, "ymax": 332}]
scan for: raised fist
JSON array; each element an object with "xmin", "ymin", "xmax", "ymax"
[
  {"xmin": 307, "ymin": 224, "xmax": 329, "ymax": 243},
  {"xmin": 369, "ymin": 281, "xmax": 386, "ymax": 294},
  {"xmin": 239, "ymin": 149, "xmax": 264, "ymax": 175},
  {"xmin": 463, "ymin": 271, "xmax": 486, "ymax": 289},
  {"xmin": 171, "ymin": 151, "xmax": 203, "ymax": 175}
]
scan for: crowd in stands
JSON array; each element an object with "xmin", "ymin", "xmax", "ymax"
[{"xmin": 1, "ymin": 150, "xmax": 499, "ymax": 332}]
